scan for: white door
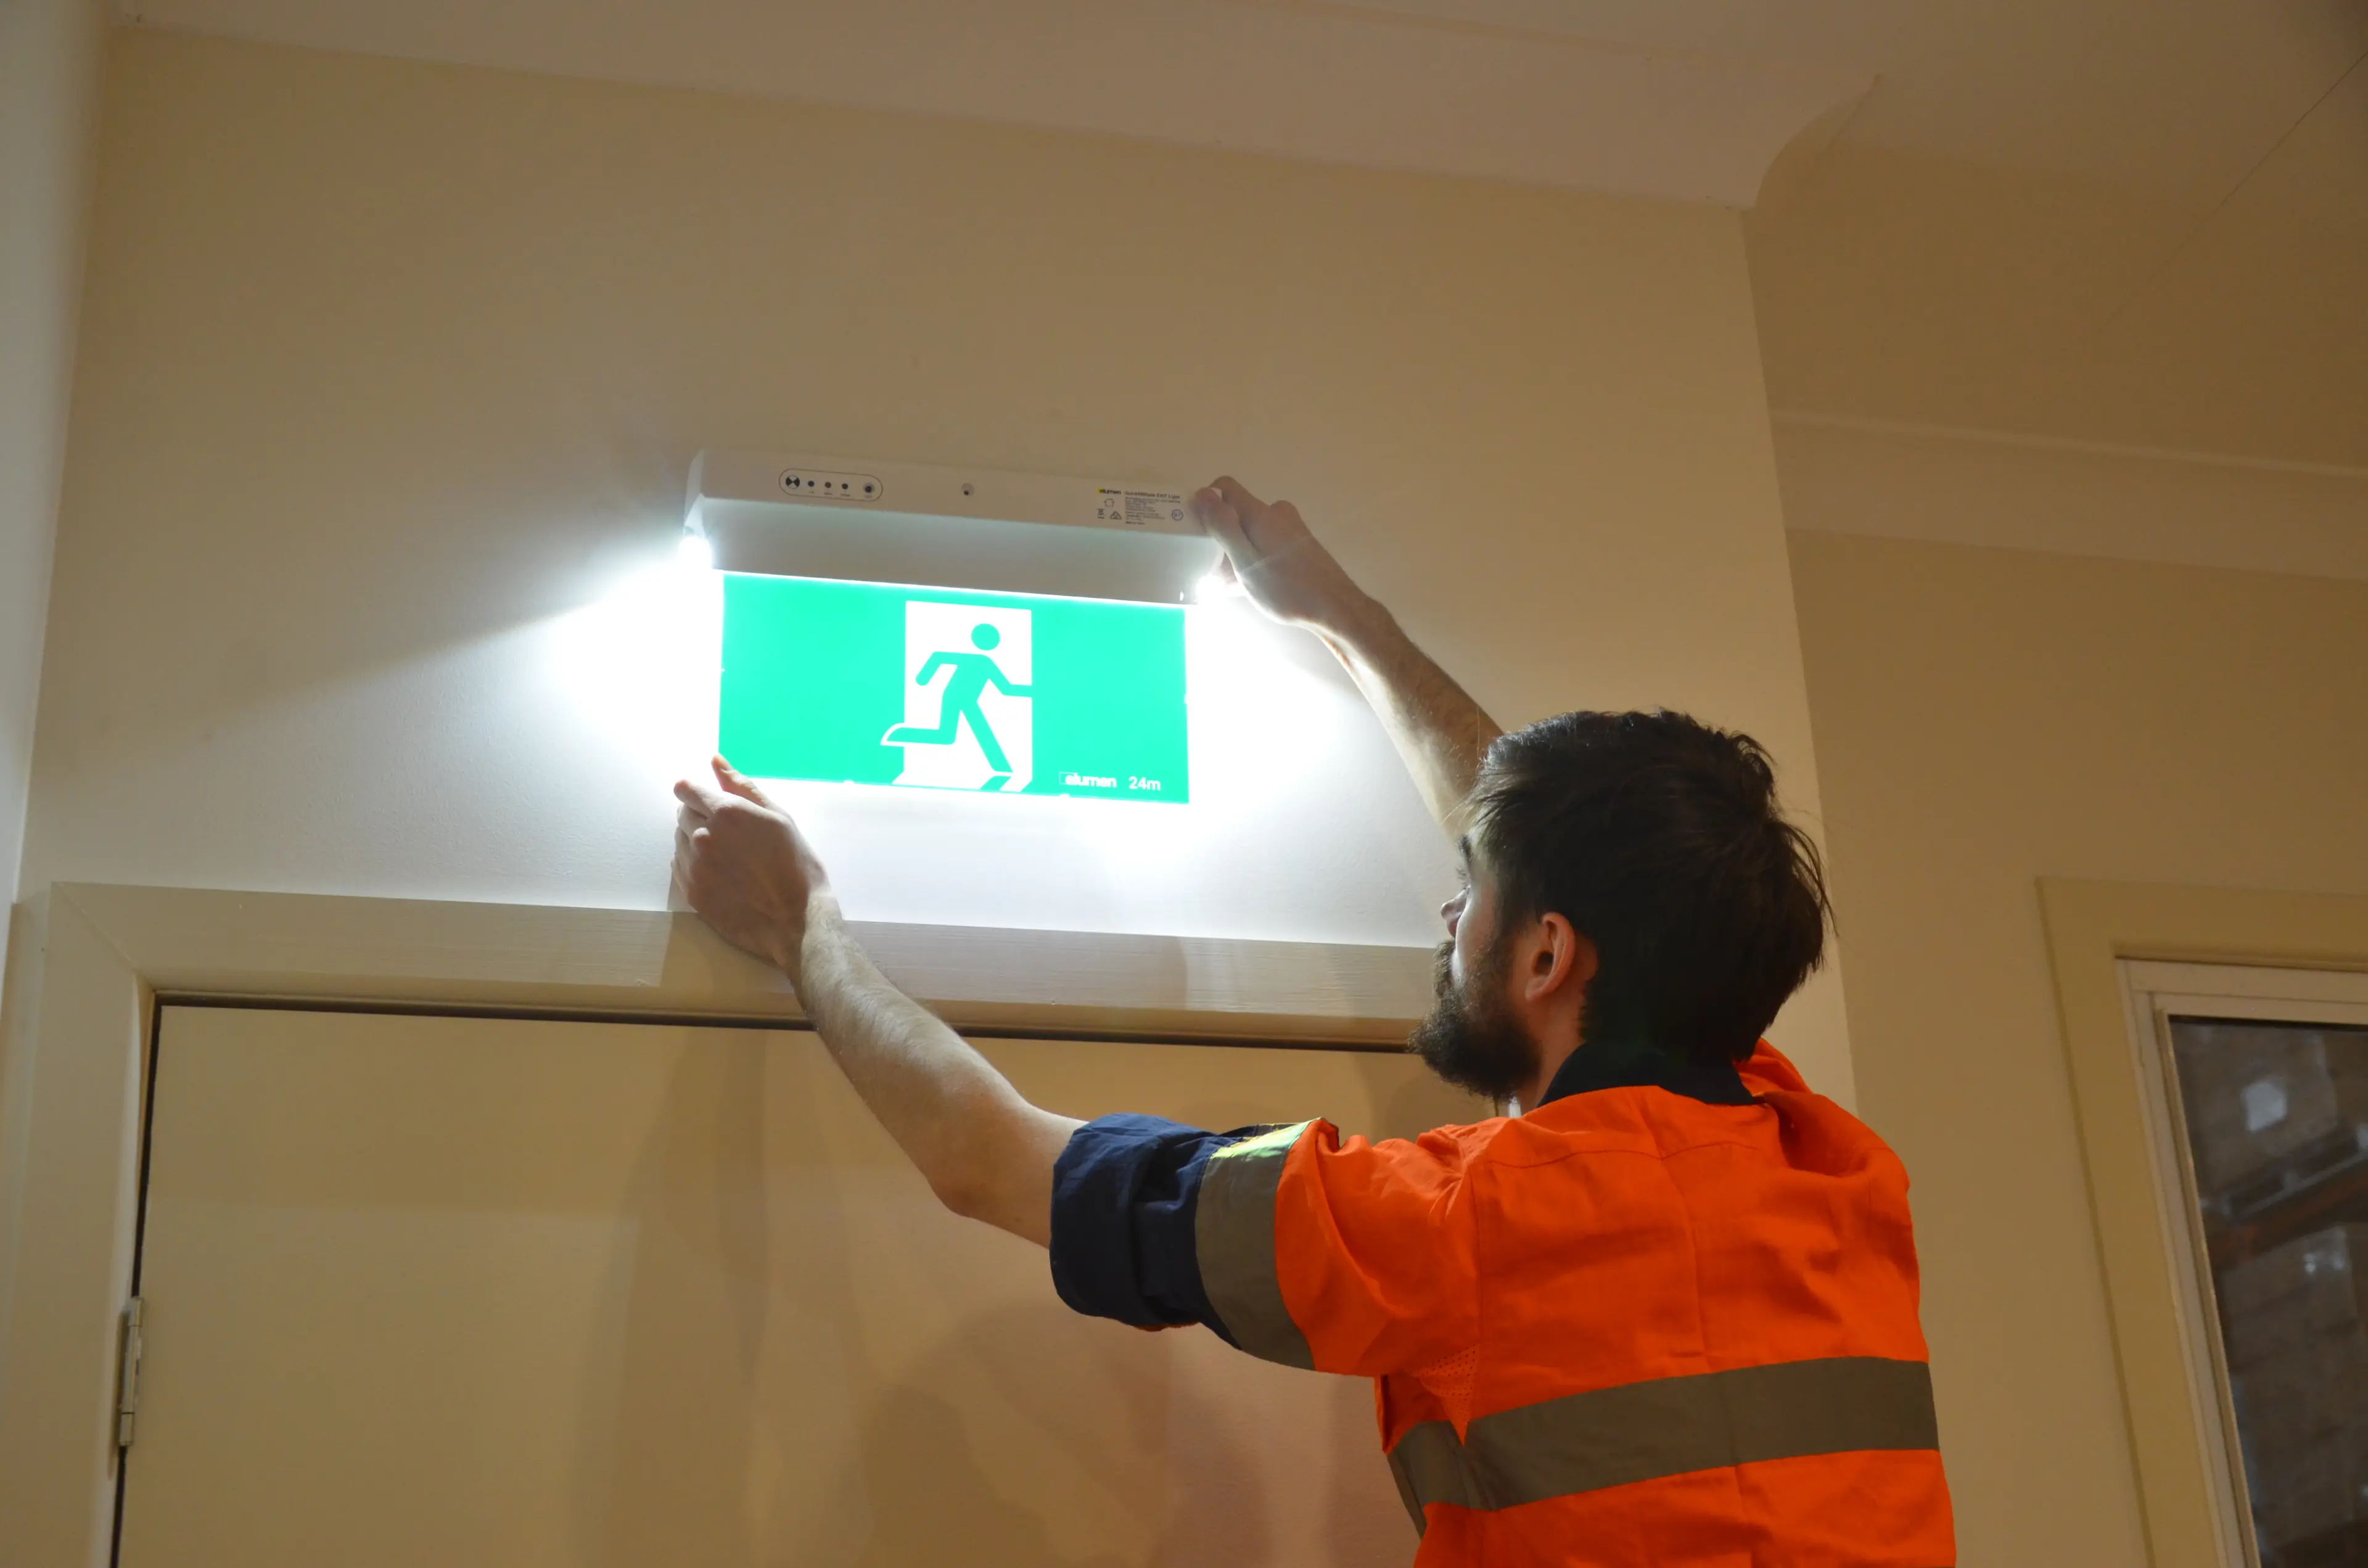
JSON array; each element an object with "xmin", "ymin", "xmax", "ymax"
[{"xmin": 118, "ymin": 1005, "xmax": 1482, "ymax": 1567}]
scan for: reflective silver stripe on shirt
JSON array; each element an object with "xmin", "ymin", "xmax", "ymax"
[
  {"xmin": 1388, "ymin": 1355, "xmax": 1939, "ymax": 1530},
  {"xmin": 1193, "ymin": 1120, "xmax": 1317, "ymax": 1369}
]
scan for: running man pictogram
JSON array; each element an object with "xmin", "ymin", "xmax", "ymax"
[{"xmin": 884, "ymin": 622, "xmax": 1034, "ymax": 790}]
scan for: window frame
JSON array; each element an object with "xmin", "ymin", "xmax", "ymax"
[
  {"xmin": 2040, "ymin": 878, "xmax": 2368, "ymax": 1568},
  {"xmin": 2118, "ymin": 961, "xmax": 2368, "ymax": 1568}
]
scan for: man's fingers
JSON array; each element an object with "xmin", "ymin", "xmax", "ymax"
[
  {"xmin": 1211, "ymin": 475, "xmax": 1267, "ymax": 514},
  {"xmin": 673, "ymin": 776, "xmax": 725, "ymax": 818},
  {"xmin": 1194, "ymin": 485, "xmax": 1256, "ymax": 561},
  {"xmin": 712, "ymin": 755, "xmax": 776, "ymax": 808},
  {"xmin": 1209, "ymin": 475, "xmax": 1307, "ymax": 558},
  {"xmin": 672, "ymin": 818, "xmax": 717, "ymax": 888}
]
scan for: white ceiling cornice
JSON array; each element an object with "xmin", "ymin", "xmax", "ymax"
[
  {"xmin": 117, "ymin": 0, "xmax": 1872, "ymax": 207},
  {"xmin": 1772, "ymin": 413, "xmax": 2368, "ymax": 583}
]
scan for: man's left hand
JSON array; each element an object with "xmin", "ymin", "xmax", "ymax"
[{"xmin": 672, "ymin": 757, "xmax": 830, "ymax": 980}]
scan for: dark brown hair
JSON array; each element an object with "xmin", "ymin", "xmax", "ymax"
[{"xmin": 1466, "ymin": 710, "xmax": 1830, "ymax": 1065}]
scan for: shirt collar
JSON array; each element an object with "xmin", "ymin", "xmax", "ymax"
[{"xmin": 1535, "ymin": 1033, "xmax": 1756, "ymax": 1108}]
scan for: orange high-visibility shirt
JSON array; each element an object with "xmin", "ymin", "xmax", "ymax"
[{"xmin": 1051, "ymin": 1038, "xmax": 1955, "ymax": 1566}]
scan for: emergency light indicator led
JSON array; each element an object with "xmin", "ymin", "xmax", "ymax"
[{"xmin": 720, "ymin": 575, "xmax": 1188, "ymax": 803}]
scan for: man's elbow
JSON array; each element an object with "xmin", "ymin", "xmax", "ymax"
[
  {"xmin": 924, "ymin": 1137, "xmax": 1008, "ymax": 1225},
  {"xmin": 918, "ymin": 1102, "xmax": 1066, "ymax": 1244},
  {"xmin": 927, "ymin": 1163, "xmax": 994, "ymax": 1223},
  {"xmin": 926, "ymin": 1152, "xmax": 1048, "ymax": 1246}
]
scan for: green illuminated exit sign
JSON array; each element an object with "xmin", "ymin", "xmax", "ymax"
[{"xmin": 720, "ymin": 575, "xmax": 1188, "ymax": 804}]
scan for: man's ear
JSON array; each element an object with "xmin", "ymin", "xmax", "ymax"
[{"xmin": 1523, "ymin": 913, "xmax": 1599, "ymax": 1003}]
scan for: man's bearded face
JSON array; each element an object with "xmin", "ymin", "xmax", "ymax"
[{"xmin": 1408, "ymin": 927, "xmax": 1536, "ymax": 1102}]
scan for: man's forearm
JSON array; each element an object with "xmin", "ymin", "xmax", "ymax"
[
  {"xmin": 1318, "ymin": 596, "xmax": 1503, "ymax": 829},
  {"xmin": 791, "ymin": 900, "xmax": 1081, "ymax": 1246}
]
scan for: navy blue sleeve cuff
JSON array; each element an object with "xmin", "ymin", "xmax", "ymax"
[{"xmin": 1050, "ymin": 1114, "xmax": 1236, "ymax": 1335}]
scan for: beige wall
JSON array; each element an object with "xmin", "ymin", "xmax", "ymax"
[
  {"xmin": 1787, "ymin": 517, "xmax": 2368, "ymax": 1565},
  {"xmin": 24, "ymin": 29, "xmax": 1854, "ymax": 1088},
  {"xmin": 0, "ymin": 0, "xmax": 105, "ymax": 913}
]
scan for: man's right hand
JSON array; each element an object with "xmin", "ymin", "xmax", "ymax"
[{"xmin": 1193, "ymin": 477, "xmax": 1377, "ymax": 638}]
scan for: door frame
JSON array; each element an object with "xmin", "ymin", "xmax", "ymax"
[
  {"xmin": 2040, "ymin": 879, "xmax": 2368, "ymax": 1568},
  {"xmin": 0, "ymin": 882, "xmax": 1433, "ymax": 1567}
]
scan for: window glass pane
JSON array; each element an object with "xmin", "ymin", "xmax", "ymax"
[{"xmin": 2170, "ymin": 1019, "xmax": 2368, "ymax": 1567}]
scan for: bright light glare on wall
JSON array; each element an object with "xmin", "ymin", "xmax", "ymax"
[
  {"xmin": 676, "ymin": 531, "xmax": 715, "ymax": 571},
  {"xmin": 543, "ymin": 546, "xmax": 723, "ymax": 789},
  {"xmin": 535, "ymin": 551, "xmax": 1439, "ymax": 942}
]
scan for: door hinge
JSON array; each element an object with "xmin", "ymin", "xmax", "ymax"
[{"xmin": 116, "ymin": 1297, "xmax": 143, "ymax": 1450}]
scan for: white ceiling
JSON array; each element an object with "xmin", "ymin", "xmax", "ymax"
[
  {"xmin": 117, "ymin": 0, "xmax": 2368, "ymax": 466},
  {"xmin": 117, "ymin": 0, "xmax": 2368, "ymax": 209},
  {"xmin": 113, "ymin": 0, "xmax": 1876, "ymax": 206}
]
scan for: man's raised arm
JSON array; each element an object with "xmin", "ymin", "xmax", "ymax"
[
  {"xmin": 672, "ymin": 477, "xmax": 1490, "ymax": 1249},
  {"xmin": 1194, "ymin": 477, "xmax": 1500, "ymax": 829},
  {"xmin": 673, "ymin": 759, "xmax": 1080, "ymax": 1246}
]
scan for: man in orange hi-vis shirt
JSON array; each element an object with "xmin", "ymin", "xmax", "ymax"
[{"xmin": 675, "ymin": 477, "xmax": 1956, "ymax": 1566}]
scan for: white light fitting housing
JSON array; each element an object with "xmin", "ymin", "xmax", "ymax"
[{"xmin": 684, "ymin": 449, "xmax": 1222, "ymax": 604}]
